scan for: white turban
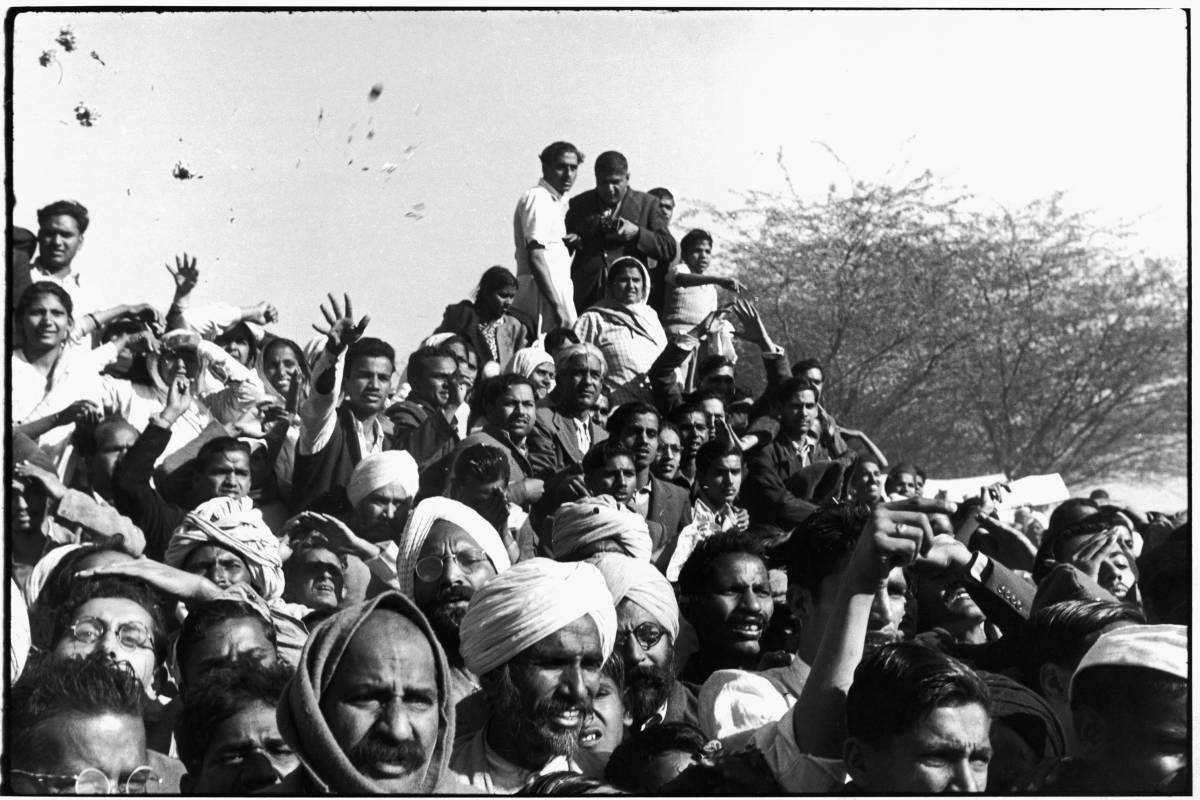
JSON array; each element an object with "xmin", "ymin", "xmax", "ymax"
[
  {"xmin": 508, "ymin": 346, "xmax": 554, "ymax": 379},
  {"xmin": 25, "ymin": 543, "xmax": 84, "ymax": 607},
  {"xmin": 164, "ymin": 497, "xmax": 285, "ymax": 600},
  {"xmin": 459, "ymin": 558, "xmax": 617, "ymax": 677},
  {"xmin": 552, "ymin": 496, "xmax": 653, "ymax": 562},
  {"xmin": 592, "ymin": 553, "xmax": 680, "ymax": 641},
  {"xmin": 699, "ymin": 669, "xmax": 792, "ymax": 740},
  {"xmin": 395, "ymin": 496, "xmax": 512, "ymax": 599},
  {"xmin": 347, "ymin": 451, "xmax": 419, "ymax": 509}
]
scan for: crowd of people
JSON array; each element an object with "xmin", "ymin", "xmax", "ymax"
[{"xmin": 6, "ymin": 141, "xmax": 1190, "ymax": 795}]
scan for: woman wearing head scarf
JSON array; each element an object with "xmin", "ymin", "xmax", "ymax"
[
  {"xmin": 435, "ymin": 265, "xmax": 532, "ymax": 373},
  {"xmin": 507, "ymin": 346, "xmax": 556, "ymax": 399},
  {"xmin": 573, "ymin": 257, "xmax": 667, "ymax": 406}
]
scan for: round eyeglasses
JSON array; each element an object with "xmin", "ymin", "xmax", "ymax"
[
  {"xmin": 615, "ymin": 622, "xmax": 667, "ymax": 653},
  {"xmin": 414, "ymin": 548, "xmax": 492, "ymax": 582},
  {"xmin": 10, "ymin": 766, "xmax": 161, "ymax": 795},
  {"xmin": 66, "ymin": 617, "xmax": 155, "ymax": 651}
]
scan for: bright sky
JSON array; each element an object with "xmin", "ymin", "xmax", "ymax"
[{"xmin": 12, "ymin": 9, "xmax": 1187, "ymax": 354}]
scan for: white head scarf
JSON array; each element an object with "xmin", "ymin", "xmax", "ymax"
[
  {"xmin": 459, "ymin": 558, "xmax": 617, "ymax": 677},
  {"xmin": 346, "ymin": 451, "xmax": 419, "ymax": 509},
  {"xmin": 164, "ymin": 497, "xmax": 285, "ymax": 600},
  {"xmin": 699, "ymin": 669, "xmax": 791, "ymax": 740},
  {"xmin": 591, "ymin": 553, "xmax": 680, "ymax": 640},
  {"xmin": 395, "ymin": 496, "xmax": 512, "ymax": 599},
  {"xmin": 508, "ymin": 346, "xmax": 554, "ymax": 379},
  {"xmin": 25, "ymin": 543, "xmax": 84, "ymax": 607},
  {"xmin": 552, "ymin": 496, "xmax": 653, "ymax": 562}
]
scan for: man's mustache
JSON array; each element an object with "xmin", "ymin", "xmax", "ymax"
[{"xmin": 347, "ymin": 734, "xmax": 428, "ymax": 774}]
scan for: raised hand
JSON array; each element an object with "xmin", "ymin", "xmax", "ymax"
[
  {"xmin": 14, "ymin": 459, "xmax": 68, "ymax": 501},
  {"xmin": 162, "ymin": 375, "xmax": 192, "ymax": 422},
  {"xmin": 911, "ymin": 533, "xmax": 973, "ymax": 578},
  {"xmin": 166, "ymin": 253, "xmax": 199, "ymax": 297},
  {"xmin": 75, "ymin": 558, "xmax": 221, "ymax": 602},
  {"xmin": 247, "ymin": 301, "xmax": 280, "ymax": 325},
  {"xmin": 720, "ymin": 276, "xmax": 745, "ymax": 293},
  {"xmin": 56, "ymin": 399, "xmax": 102, "ymax": 428},
  {"xmin": 312, "ymin": 293, "xmax": 370, "ymax": 354},
  {"xmin": 729, "ymin": 298, "xmax": 772, "ymax": 349}
]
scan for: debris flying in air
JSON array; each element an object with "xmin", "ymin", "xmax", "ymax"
[
  {"xmin": 172, "ymin": 161, "xmax": 203, "ymax": 180},
  {"xmin": 317, "ymin": 107, "xmax": 324, "ymax": 124},
  {"xmin": 381, "ymin": 163, "xmax": 399, "ymax": 174},
  {"xmin": 90, "ymin": 50, "xmax": 105, "ymax": 66},
  {"xmin": 39, "ymin": 50, "xmax": 55, "ymax": 67},
  {"xmin": 414, "ymin": 103, "xmax": 422, "ymax": 116},
  {"xmin": 73, "ymin": 102, "xmax": 98, "ymax": 126},
  {"xmin": 55, "ymin": 27, "xmax": 77, "ymax": 52},
  {"xmin": 404, "ymin": 210, "xmax": 424, "ymax": 220},
  {"xmin": 368, "ymin": 83, "xmax": 383, "ymax": 101},
  {"xmin": 411, "ymin": 203, "xmax": 426, "ymax": 211}
]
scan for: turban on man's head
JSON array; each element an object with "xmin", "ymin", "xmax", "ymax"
[
  {"xmin": 346, "ymin": 450, "xmax": 419, "ymax": 509},
  {"xmin": 552, "ymin": 496, "xmax": 653, "ymax": 562},
  {"xmin": 592, "ymin": 553, "xmax": 680, "ymax": 641},
  {"xmin": 277, "ymin": 591, "xmax": 457, "ymax": 794},
  {"xmin": 164, "ymin": 497, "xmax": 284, "ymax": 600},
  {"xmin": 459, "ymin": 558, "xmax": 617, "ymax": 677},
  {"xmin": 396, "ymin": 496, "xmax": 512, "ymax": 599}
]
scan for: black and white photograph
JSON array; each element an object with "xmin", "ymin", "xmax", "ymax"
[{"xmin": 4, "ymin": 7, "xmax": 1189, "ymax": 795}]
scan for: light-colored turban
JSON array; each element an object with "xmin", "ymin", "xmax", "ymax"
[
  {"xmin": 346, "ymin": 450, "xmax": 419, "ymax": 509},
  {"xmin": 25, "ymin": 543, "xmax": 83, "ymax": 607},
  {"xmin": 591, "ymin": 553, "xmax": 680, "ymax": 641},
  {"xmin": 699, "ymin": 669, "xmax": 791, "ymax": 740},
  {"xmin": 508, "ymin": 346, "xmax": 554, "ymax": 378},
  {"xmin": 395, "ymin": 496, "xmax": 512, "ymax": 599},
  {"xmin": 459, "ymin": 558, "xmax": 617, "ymax": 677},
  {"xmin": 553, "ymin": 342, "xmax": 607, "ymax": 377},
  {"xmin": 164, "ymin": 496, "xmax": 285, "ymax": 600},
  {"xmin": 552, "ymin": 496, "xmax": 653, "ymax": 562}
]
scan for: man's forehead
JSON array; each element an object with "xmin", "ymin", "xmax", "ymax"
[
  {"xmin": 340, "ymin": 610, "xmax": 437, "ymax": 680},
  {"xmin": 46, "ymin": 712, "xmax": 146, "ymax": 775},
  {"xmin": 40, "ymin": 214, "xmax": 81, "ymax": 234},
  {"xmin": 298, "ymin": 547, "xmax": 342, "ymax": 568},
  {"xmin": 349, "ymin": 356, "xmax": 394, "ymax": 375},
  {"xmin": 75, "ymin": 596, "xmax": 152, "ymax": 625},
  {"xmin": 709, "ymin": 552, "xmax": 768, "ymax": 585},
  {"xmin": 523, "ymin": 615, "xmax": 602, "ymax": 658},
  {"xmin": 420, "ymin": 520, "xmax": 480, "ymax": 555}
]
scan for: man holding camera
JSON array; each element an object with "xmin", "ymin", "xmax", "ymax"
[{"xmin": 565, "ymin": 151, "xmax": 677, "ymax": 314}]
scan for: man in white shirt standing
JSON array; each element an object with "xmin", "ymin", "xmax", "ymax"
[
  {"xmin": 13, "ymin": 200, "xmax": 103, "ymax": 318},
  {"xmin": 512, "ymin": 141, "xmax": 582, "ymax": 338}
]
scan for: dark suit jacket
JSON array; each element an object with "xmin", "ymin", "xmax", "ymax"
[
  {"xmin": 291, "ymin": 406, "xmax": 394, "ymax": 512},
  {"xmin": 645, "ymin": 475, "xmax": 692, "ymax": 572},
  {"xmin": 742, "ymin": 433, "xmax": 853, "ymax": 531},
  {"xmin": 566, "ymin": 187, "xmax": 677, "ymax": 313},
  {"xmin": 434, "ymin": 300, "xmax": 530, "ymax": 369},
  {"xmin": 527, "ymin": 402, "xmax": 608, "ymax": 478}
]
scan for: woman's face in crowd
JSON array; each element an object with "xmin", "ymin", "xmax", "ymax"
[
  {"xmin": 701, "ymin": 454, "xmax": 743, "ymax": 507},
  {"xmin": 530, "ymin": 363, "xmax": 555, "ymax": 399},
  {"xmin": 54, "ymin": 598, "xmax": 159, "ymax": 694},
  {"xmin": 854, "ymin": 461, "xmax": 884, "ymax": 503},
  {"xmin": 480, "ymin": 284, "xmax": 517, "ymax": 319},
  {"xmin": 22, "ymin": 292, "xmax": 71, "ymax": 349},
  {"xmin": 489, "ymin": 383, "xmax": 536, "ymax": 441},
  {"xmin": 263, "ymin": 343, "xmax": 302, "ymax": 398},
  {"xmin": 221, "ymin": 336, "xmax": 254, "ymax": 367},
  {"xmin": 609, "ymin": 265, "xmax": 644, "ymax": 305},
  {"xmin": 652, "ymin": 428, "xmax": 682, "ymax": 481},
  {"xmin": 587, "ymin": 455, "xmax": 637, "ymax": 505}
]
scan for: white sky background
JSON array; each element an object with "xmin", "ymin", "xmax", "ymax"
[{"xmin": 12, "ymin": 9, "xmax": 1187, "ymax": 358}]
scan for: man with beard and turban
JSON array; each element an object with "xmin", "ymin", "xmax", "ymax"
[
  {"xmin": 395, "ymin": 496, "xmax": 513, "ymax": 714},
  {"xmin": 450, "ymin": 558, "xmax": 617, "ymax": 793},
  {"xmin": 551, "ymin": 495, "xmax": 653, "ymax": 562},
  {"xmin": 592, "ymin": 553, "xmax": 699, "ymax": 731},
  {"xmin": 276, "ymin": 591, "xmax": 457, "ymax": 793}
]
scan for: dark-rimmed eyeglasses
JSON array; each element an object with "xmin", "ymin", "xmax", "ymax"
[
  {"xmin": 10, "ymin": 766, "xmax": 161, "ymax": 794},
  {"xmin": 414, "ymin": 548, "xmax": 492, "ymax": 582},
  {"xmin": 615, "ymin": 622, "xmax": 667, "ymax": 652},
  {"xmin": 66, "ymin": 617, "xmax": 154, "ymax": 651}
]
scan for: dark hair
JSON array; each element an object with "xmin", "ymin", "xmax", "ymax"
[
  {"xmin": 790, "ymin": 357, "xmax": 824, "ymax": 378},
  {"xmin": 1046, "ymin": 498, "xmax": 1100, "ymax": 539},
  {"xmin": 694, "ymin": 438, "xmax": 743, "ymax": 479},
  {"xmin": 605, "ymin": 401, "xmax": 660, "ymax": 438},
  {"xmin": 697, "ymin": 355, "xmax": 735, "ymax": 380},
  {"xmin": 543, "ymin": 326, "xmax": 580, "ymax": 355},
  {"xmin": 604, "ymin": 721, "xmax": 708, "ymax": 793},
  {"xmin": 196, "ymin": 437, "xmax": 252, "ymax": 473},
  {"xmin": 521, "ymin": 771, "xmax": 610, "ymax": 795},
  {"xmin": 783, "ymin": 504, "xmax": 871, "ymax": 596},
  {"xmin": 539, "ymin": 141, "xmax": 584, "ymax": 167},
  {"xmin": 646, "ymin": 187, "xmax": 675, "ymax": 204},
  {"xmin": 175, "ymin": 658, "xmax": 294, "ymax": 773},
  {"xmin": 775, "ymin": 376, "xmax": 818, "ymax": 406},
  {"xmin": 667, "ymin": 401, "xmax": 707, "ymax": 427},
  {"xmin": 1088, "ymin": 488, "xmax": 1110, "ymax": 501},
  {"xmin": 175, "ymin": 600, "xmax": 276, "ymax": 687},
  {"xmin": 53, "ymin": 575, "xmax": 169, "ymax": 668},
  {"xmin": 658, "ymin": 419, "xmax": 681, "ymax": 440},
  {"xmin": 678, "ymin": 529, "xmax": 766, "ymax": 600},
  {"xmin": 345, "ymin": 336, "xmax": 395, "ymax": 372},
  {"xmin": 1070, "ymin": 664, "xmax": 1187, "ymax": 716},
  {"xmin": 846, "ymin": 641, "xmax": 990, "ymax": 746},
  {"xmin": 16, "ymin": 280, "xmax": 74, "ymax": 320},
  {"xmin": 9, "ymin": 653, "xmax": 145, "ymax": 769},
  {"xmin": 680, "ymin": 229, "xmax": 713, "ymax": 252},
  {"xmin": 478, "ymin": 373, "xmax": 536, "ymax": 410},
  {"xmin": 407, "ymin": 344, "xmax": 451, "ymax": 381},
  {"xmin": 283, "ymin": 540, "xmax": 348, "ymax": 587},
  {"xmin": 452, "ymin": 442, "xmax": 511, "ymax": 486},
  {"xmin": 436, "ymin": 334, "xmax": 476, "ymax": 369},
  {"xmin": 601, "ymin": 651, "xmax": 625, "ymax": 691},
  {"xmin": 582, "ymin": 439, "xmax": 638, "ymax": 475},
  {"xmin": 476, "ymin": 265, "xmax": 519, "ymax": 297},
  {"xmin": 1022, "ymin": 600, "xmax": 1146, "ymax": 685},
  {"xmin": 884, "ymin": 462, "xmax": 921, "ymax": 494},
  {"xmin": 37, "ymin": 199, "xmax": 90, "ymax": 234},
  {"xmin": 1034, "ymin": 508, "xmax": 1132, "ymax": 583},
  {"xmin": 214, "ymin": 321, "xmax": 259, "ymax": 366},
  {"xmin": 1137, "ymin": 534, "xmax": 1190, "ymax": 624},
  {"xmin": 594, "ymin": 150, "xmax": 629, "ymax": 175}
]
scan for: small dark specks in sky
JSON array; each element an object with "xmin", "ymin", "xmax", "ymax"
[
  {"xmin": 90, "ymin": 50, "xmax": 105, "ymax": 66},
  {"xmin": 414, "ymin": 103, "xmax": 422, "ymax": 116},
  {"xmin": 39, "ymin": 50, "xmax": 55, "ymax": 67},
  {"xmin": 317, "ymin": 107, "xmax": 324, "ymax": 124},
  {"xmin": 367, "ymin": 130, "xmax": 375, "ymax": 140},
  {"xmin": 347, "ymin": 135, "xmax": 353, "ymax": 144},
  {"xmin": 404, "ymin": 211, "xmax": 424, "ymax": 220},
  {"xmin": 348, "ymin": 158, "xmax": 354, "ymax": 165},
  {"xmin": 173, "ymin": 161, "xmax": 202, "ymax": 180},
  {"xmin": 74, "ymin": 103, "xmax": 98, "ymax": 127},
  {"xmin": 126, "ymin": 188, "xmax": 131, "ymax": 196},
  {"xmin": 361, "ymin": 166, "xmax": 369, "ymax": 172},
  {"xmin": 295, "ymin": 159, "xmax": 301, "ymax": 168},
  {"xmin": 411, "ymin": 203, "xmax": 426, "ymax": 211},
  {"xmin": 368, "ymin": 83, "xmax": 384, "ymax": 101}
]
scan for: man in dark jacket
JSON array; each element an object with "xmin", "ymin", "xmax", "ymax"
[{"xmin": 566, "ymin": 151, "xmax": 676, "ymax": 313}]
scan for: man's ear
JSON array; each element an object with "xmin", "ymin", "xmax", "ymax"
[
  {"xmin": 1038, "ymin": 662, "xmax": 1070, "ymax": 706},
  {"xmin": 1073, "ymin": 705, "xmax": 1109, "ymax": 760},
  {"xmin": 843, "ymin": 736, "xmax": 873, "ymax": 788}
]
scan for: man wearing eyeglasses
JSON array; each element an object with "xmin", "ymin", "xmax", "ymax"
[{"xmin": 9, "ymin": 652, "xmax": 170, "ymax": 794}]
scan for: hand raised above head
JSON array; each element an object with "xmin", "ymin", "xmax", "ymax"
[
  {"xmin": 166, "ymin": 253, "xmax": 199, "ymax": 294},
  {"xmin": 311, "ymin": 292, "xmax": 370, "ymax": 353}
]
